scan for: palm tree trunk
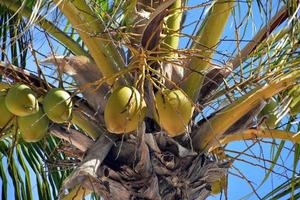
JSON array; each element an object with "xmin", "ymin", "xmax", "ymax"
[{"xmin": 62, "ymin": 130, "xmax": 228, "ymax": 200}]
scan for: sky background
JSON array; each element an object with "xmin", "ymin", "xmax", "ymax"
[
  {"xmin": 182, "ymin": 1, "xmax": 300, "ymax": 199},
  {"xmin": 0, "ymin": 0, "xmax": 299, "ymax": 199}
]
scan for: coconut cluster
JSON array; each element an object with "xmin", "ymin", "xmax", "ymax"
[
  {"xmin": 104, "ymin": 86, "xmax": 194, "ymax": 137},
  {"xmin": 1, "ymin": 84, "xmax": 72, "ymax": 143},
  {"xmin": 1, "ymin": 83, "xmax": 194, "ymax": 140}
]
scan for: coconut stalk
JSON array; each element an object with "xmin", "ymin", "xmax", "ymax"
[
  {"xmin": 193, "ymin": 70, "xmax": 300, "ymax": 151},
  {"xmin": 52, "ymin": 0, "xmax": 125, "ymax": 84},
  {"xmin": 0, "ymin": 0, "xmax": 88, "ymax": 57},
  {"xmin": 182, "ymin": 0, "xmax": 235, "ymax": 100}
]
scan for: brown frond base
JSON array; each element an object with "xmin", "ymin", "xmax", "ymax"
[{"xmin": 74, "ymin": 133, "xmax": 228, "ymax": 200}]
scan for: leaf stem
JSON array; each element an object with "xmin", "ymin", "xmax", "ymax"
[
  {"xmin": 210, "ymin": 128, "xmax": 300, "ymax": 151},
  {"xmin": 182, "ymin": 0, "xmax": 235, "ymax": 100},
  {"xmin": 0, "ymin": 0, "xmax": 89, "ymax": 57},
  {"xmin": 163, "ymin": 0, "xmax": 183, "ymax": 55},
  {"xmin": 193, "ymin": 70, "xmax": 300, "ymax": 151},
  {"xmin": 53, "ymin": 0, "xmax": 126, "ymax": 84}
]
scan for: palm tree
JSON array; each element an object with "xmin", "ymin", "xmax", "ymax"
[{"xmin": 0, "ymin": 0, "xmax": 299, "ymax": 199}]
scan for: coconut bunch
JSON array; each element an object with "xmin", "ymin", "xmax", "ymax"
[
  {"xmin": 104, "ymin": 85, "xmax": 194, "ymax": 137},
  {"xmin": 0, "ymin": 83, "xmax": 72, "ymax": 143},
  {"xmin": 1, "ymin": 80, "xmax": 194, "ymax": 143},
  {"xmin": 5, "ymin": 80, "xmax": 298, "ymax": 143}
]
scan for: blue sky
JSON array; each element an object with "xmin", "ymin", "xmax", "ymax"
[
  {"xmin": 182, "ymin": 1, "xmax": 299, "ymax": 199},
  {"xmin": 1, "ymin": 0, "xmax": 299, "ymax": 199}
]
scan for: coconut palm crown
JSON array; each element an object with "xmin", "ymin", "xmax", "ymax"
[{"xmin": 0, "ymin": 0, "xmax": 299, "ymax": 199}]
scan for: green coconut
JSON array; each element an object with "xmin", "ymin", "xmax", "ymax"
[
  {"xmin": 18, "ymin": 108, "xmax": 49, "ymax": 142},
  {"xmin": 259, "ymin": 98, "xmax": 278, "ymax": 129},
  {"xmin": 5, "ymin": 84, "xmax": 39, "ymax": 117},
  {"xmin": 43, "ymin": 88, "xmax": 73, "ymax": 123},
  {"xmin": 104, "ymin": 86, "xmax": 146, "ymax": 134},
  {"xmin": 288, "ymin": 85, "xmax": 300, "ymax": 116},
  {"xmin": 0, "ymin": 91, "xmax": 13, "ymax": 128},
  {"xmin": 155, "ymin": 89, "xmax": 194, "ymax": 137}
]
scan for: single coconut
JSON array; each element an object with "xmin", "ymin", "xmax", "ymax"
[
  {"xmin": 5, "ymin": 84, "xmax": 39, "ymax": 117},
  {"xmin": 155, "ymin": 89, "xmax": 193, "ymax": 136},
  {"xmin": 288, "ymin": 86, "xmax": 300, "ymax": 116},
  {"xmin": 211, "ymin": 180, "xmax": 222, "ymax": 195},
  {"xmin": 43, "ymin": 88, "xmax": 73, "ymax": 123},
  {"xmin": 18, "ymin": 108, "xmax": 49, "ymax": 142},
  {"xmin": 0, "ymin": 91, "xmax": 13, "ymax": 128},
  {"xmin": 104, "ymin": 86, "xmax": 146, "ymax": 134},
  {"xmin": 210, "ymin": 177, "xmax": 226, "ymax": 195},
  {"xmin": 259, "ymin": 98, "xmax": 278, "ymax": 129}
]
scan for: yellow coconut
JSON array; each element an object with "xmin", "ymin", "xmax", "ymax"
[
  {"xmin": 0, "ymin": 91, "xmax": 13, "ymax": 128},
  {"xmin": 104, "ymin": 86, "xmax": 146, "ymax": 134},
  {"xmin": 43, "ymin": 88, "xmax": 73, "ymax": 123},
  {"xmin": 211, "ymin": 180, "xmax": 222, "ymax": 195},
  {"xmin": 259, "ymin": 98, "xmax": 278, "ymax": 129},
  {"xmin": 5, "ymin": 84, "xmax": 39, "ymax": 117},
  {"xmin": 18, "ymin": 108, "xmax": 49, "ymax": 142},
  {"xmin": 155, "ymin": 89, "xmax": 194, "ymax": 137},
  {"xmin": 211, "ymin": 177, "xmax": 227, "ymax": 195}
]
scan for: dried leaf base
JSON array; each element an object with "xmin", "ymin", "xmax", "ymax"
[{"xmin": 61, "ymin": 129, "xmax": 228, "ymax": 200}]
